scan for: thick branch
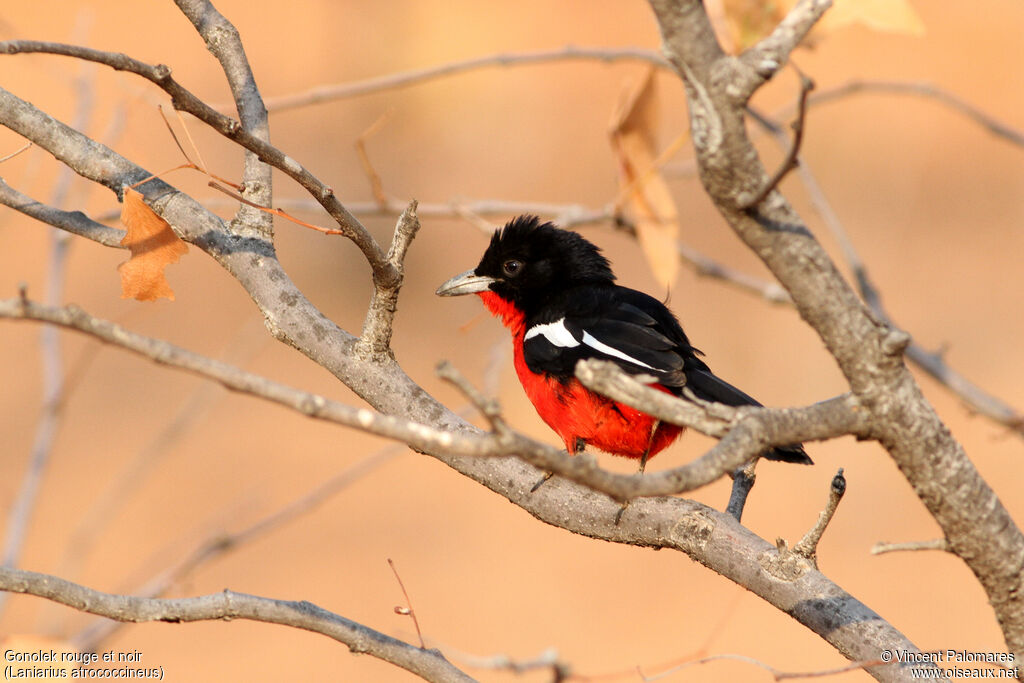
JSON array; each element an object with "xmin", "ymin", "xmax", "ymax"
[
  {"xmin": 646, "ymin": 0, "xmax": 1024, "ymax": 661},
  {"xmin": 0, "ymin": 567, "xmax": 473, "ymax": 683}
]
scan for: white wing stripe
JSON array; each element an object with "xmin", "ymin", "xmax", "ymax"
[
  {"xmin": 581, "ymin": 331, "xmax": 655, "ymax": 370},
  {"xmin": 524, "ymin": 318, "xmax": 579, "ymax": 347}
]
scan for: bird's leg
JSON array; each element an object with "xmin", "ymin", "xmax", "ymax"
[
  {"xmin": 530, "ymin": 437, "xmax": 585, "ymax": 493},
  {"xmin": 616, "ymin": 422, "xmax": 659, "ymax": 524}
]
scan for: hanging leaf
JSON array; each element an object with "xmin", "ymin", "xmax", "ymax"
[
  {"xmin": 610, "ymin": 67, "xmax": 680, "ymax": 291},
  {"xmin": 118, "ymin": 187, "xmax": 189, "ymax": 301}
]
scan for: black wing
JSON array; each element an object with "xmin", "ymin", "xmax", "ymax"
[
  {"xmin": 522, "ymin": 285, "xmax": 696, "ymax": 388},
  {"xmin": 522, "ymin": 284, "xmax": 811, "ymax": 464}
]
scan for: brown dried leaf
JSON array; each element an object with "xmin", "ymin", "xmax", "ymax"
[
  {"xmin": 718, "ymin": 0, "xmax": 787, "ymax": 51},
  {"xmin": 118, "ymin": 187, "xmax": 188, "ymax": 301},
  {"xmin": 714, "ymin": 0, "xmax": 924, "ymax": 52},
  {"xmin": 610, "ymin": 67, "xmax": 679, "ymax": 291}
]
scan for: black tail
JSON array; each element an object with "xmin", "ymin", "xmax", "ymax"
[{"xmin": 683, "ymin": 366, "xmax": 814, "ymax": 465}]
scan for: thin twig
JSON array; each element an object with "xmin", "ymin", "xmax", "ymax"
[
  {"xmin": 807, "ymin": 80, "xmax": 1024, "ymax": 150},
  {"xmin": 0, "ymin": 39, "xmax": 395, "ymax": 285},
  {"xmin": 356, "ymin": 201, "xmax": 421, "ymax": 359},
  {"xmin": 436, "ymin": 361, "xmax": 510, "ymax": 436},
  {"xmin": 740, "ymin": 71, "xmax": 815, "ymax": 210},
  {"xmin": 387, "ymin": 559, "xmax": 425, "ymax": 650},
  {"xmin": 208, "ymin": 180, "xmax": 342, "ymax": 234},
  {"xmin": 0, "ymin": 141, "xmax": 32, "ymax": 163},
  {"xmin": 0, "ymin": 48, "xmax": 94, "ymax": 617},
  {"xmin": 871, "ymin": 539, "xmax": 950, "ymax": 556},
  {"xmin": 355, "ymin": 109, "xmax": 393, "ymax": 205},
  {"xmin": 0, "ymin": 567, "xmax": 473, "ymax": 683},
  {"xmin": 50, "ymin": 316, "xmax": 267, "ymax": 614},
  {"xmin": 793, "ymin": 469, "xmax": 847, "ymax": 563},
  {"xmin": 725, "ymin": 461, "xmax": 757, "ymax": 522},
  {"xmin": 749, "ymin": 98, "xmax": 1024, "ymax": 438},
  {"xmin": 73, "ymin": 443, "xmax": 405, "ymax": 649},
  {"xmin": 255, "ymin": 46, "xmax": 669, "ymax": 112},
  {"xmin": 427, "ymin": 640, "xmax": 569, "ymax": 681}
]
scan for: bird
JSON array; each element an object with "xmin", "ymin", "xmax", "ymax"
[{"xmin": 436, "ymin": 216, "xmax": 810, "ymax": 471}]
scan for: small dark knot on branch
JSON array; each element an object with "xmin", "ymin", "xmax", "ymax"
[{"xmin": 831, "ymin": 468, "xmax": 846, "ymax": 497}]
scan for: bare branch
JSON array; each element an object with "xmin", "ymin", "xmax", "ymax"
[
  {"xmin": 388, "ymin": 559, "xmax": 425, "ymax": 650},
  {"xmin": 436, "ymin": 361, "xmax": 512, "ymax": 436},
  {"xmin": 0, "ymin": 177, "xmax": 125, "ymax": 247},
  {"xmin": 793, "ymin": 469, "xmax": 847, "ymax": 564},
  {"xmin": 258, "ymin": 46, "xmax": 669, "ymax": 112},
  {"xmin": 871, "ymin": 539, "xmax": 951, "ymax": 556},
  {"xmin": 0, "ymin": 567, "xmax": 473, "ymax": 683},
  {"xmin": 0, "ymin": 141, "xmax": 32, "ymax": 163},
  {"xmin": 73, "ymin": 441, "xmax": 403, "ymax": 649},
  {"xmin": 739, "ymin": 71, "xmax": 815, "ymax": 210},
  {"xmin": 725, "ymin": 461, "xmax": 757, "ymax": 522},
  {"xmin": 0, "ymin": 41, "xmax": 394, "ymax": 284},
  {"xmin": 430, "ymin": 642, "xmax": 568, "ymax": 680},
  {"xmin": 735, "ymin": 0, "xmax": 833, "ymax": 98},
  {"xmin": 0, "ymin": 294, "xmax": 935, "ymax": 678},
  {"xmin": 173, "ymin": 0, "xmax": 274, "ymax": 236},
  {"xmin": 0, "ymin": 299, "xmax": 861, "ymax": 503},
  {"xmin": 646, "ymin": 0, "xmax": 1024, "ymax": 660},
  {"xmin": 1, "ymin": 62, "xmax": 93, "ymax": 617},
  {"xmin": 808, "ymin": 80, "xmax": 1024, "ymax": 150},
  {"xmin": 747, "ymin": 102, "xmax": 1024, "ymax": 438},
  {"xmin": 356, "ymin": 201, "xmax": 421, "ymax": 360}
]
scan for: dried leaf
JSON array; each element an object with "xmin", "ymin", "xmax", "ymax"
[
  {"xmin": 610, "ymin": 67, "xmax": 679, "ymax": 291},
  {"xmin": 715, "ymin": 0, "xmax": 924, "ymax": 52},
  {"xmin": 118, "ymin": 187, "xmax": 188, "ymax": 301},
  {"xmin": 719, "ymin": 0, "xmax": 787, "ymax": 51}
]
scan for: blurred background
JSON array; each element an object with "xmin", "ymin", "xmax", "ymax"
[{"xmin": 1, "ymin": 1, "xmax": 1022, "ymax": 680}]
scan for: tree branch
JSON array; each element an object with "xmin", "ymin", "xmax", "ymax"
[
  {"xmin": 646, "ymin": 0, "xmax": 1024, "ymax": 662},
  {"xmin": 356, "ymin": 201, "xmax": 421, "ymax": 360},
  {"xmin": 256, "ymin": 46, "xmax": 668, "ymax": 112},
  {"xmin": 173, "ymin": 0, "xmax": 274, "ymax": 237},
  {"xmin": 0, "ymin": 41, "xmax": 394, "ymax": 284},
  {"xmin": 0, "ymin": 567, "xmax": 473, "ymax": 683}
]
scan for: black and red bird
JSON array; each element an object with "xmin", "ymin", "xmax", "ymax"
[{"xmin": 436, "ymin": 216, "xmax": 810, "ymax": 468}]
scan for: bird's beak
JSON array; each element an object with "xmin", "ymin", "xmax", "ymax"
[{"xmin": 436, "ymin": 269, "xmax": 496, "ymax": 297}]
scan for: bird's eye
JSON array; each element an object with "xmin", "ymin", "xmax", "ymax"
[{"xmin": 502, "ymin": 259, "xmax": 522, "ymax": 277}]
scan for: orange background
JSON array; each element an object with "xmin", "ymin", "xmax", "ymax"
[{"xmin": 1, "ymin": 1, "xmax": 1023, "ymax": 681}]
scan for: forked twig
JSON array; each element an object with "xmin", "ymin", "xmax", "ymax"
[
  {"xmin": 388, "ymin": 558, "xmax": 425, "ymax": 649},
  {"xmin": 740, "ymin": 71, "xmax": 815, "ymax": 210}
]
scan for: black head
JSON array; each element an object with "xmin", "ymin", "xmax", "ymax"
[{"xmin": 436, "ymin": 216, "xmax": 615, "ymax": 313}]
